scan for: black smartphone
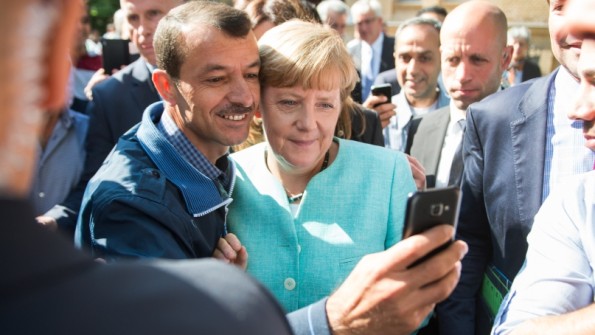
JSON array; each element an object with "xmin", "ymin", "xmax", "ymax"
[
  {"xmin": 403, "ymin": 186, "xmax": 461, "ymax": 267},
  {"xmin": 101, "ymin": 38, "xmax": 131, "ymax": 74},
  {"xmin": 370, "ymin": 83, "xmax": 392, "ymax": 107}
]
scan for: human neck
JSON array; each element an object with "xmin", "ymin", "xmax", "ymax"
[
  {"xmin": 407, "ymin": 90, "xmax": 439, "ymax": 108},
  {"xmin": 266, "ymin": 143, "xmax": 335, "ymax": 199}
]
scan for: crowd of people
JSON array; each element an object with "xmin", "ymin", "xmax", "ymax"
[{"xmin": 3, "ymin": 0, "xmax": 595, "ymax": 334}]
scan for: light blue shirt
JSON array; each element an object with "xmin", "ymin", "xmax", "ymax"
[
  {"xmin": 32, "ymin": 109, "xmax": 88, "ymax": 215},
  {"xmin": 384, "ymin": 88, "xmax": 450, "ymax": 151},
  {"xmin": 493, "ymin": 171, "xmax": 595, "ymax": 334},
  {"xmin": 542, "ymin": 66, "xmax": 595, "ymax": 201}
]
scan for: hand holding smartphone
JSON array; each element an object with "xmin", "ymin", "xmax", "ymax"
[
  {"xmin": 403, "ymin": 186, "xmax": 461, "ymax": 267},
  {"xmin": 101, "ymin": 38, "xmax": 131, "ymax": 74},
  {"xmin": 370, "ymin": 83, "xmax": 392, "ymax": 108}
]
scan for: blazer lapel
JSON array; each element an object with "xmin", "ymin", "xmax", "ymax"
[
  {"xmin": 130, "ymin": 59, "xmax": 160, "ymax": 120},
  {"xmin": 510, "ymin": 69, "xmax": 557, "ymax": 223},
  {"xmin": 412, "ymin": 106, "xmax": 450, "ymax": 176}
]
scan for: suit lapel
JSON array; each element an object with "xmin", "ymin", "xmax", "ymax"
[
  {"xmin": 411, "ymin": 106, "xmax": 450, "ymax": 176},
  {"xmin": 510, "ymin": 69, "xmax": 557, "ymax": 223},
  {"xmin": 130, "ymin": 59, "xmax": 160, "ymax": 120}
]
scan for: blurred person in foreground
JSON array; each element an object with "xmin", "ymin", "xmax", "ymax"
[
  {"xmin": 37, "ymin": 0, "xmax": 185, "ymax": 237},
  {"xmin": 0, "ymin": 1, "xmax": 293, "ymax": 334},
  {"xmin": 492, "ymin": 0, "xmax": 595, "ymax": 333}
]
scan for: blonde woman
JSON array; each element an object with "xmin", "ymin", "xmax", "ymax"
[{"xmin": 226, "ymin": 20, "xmax": 416, "ymax": 312}]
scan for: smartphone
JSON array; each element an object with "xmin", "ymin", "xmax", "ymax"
[
  {"xmin": 403, "ymin": 186, "xmax": 461, "ymax": 267},
  {"xmin": 101, "ymin": 38, "xmax": 131, "ymax": 74},
  {"xmin": 370, "ymin": 83, "xmax": 392, "ymax": 107}
]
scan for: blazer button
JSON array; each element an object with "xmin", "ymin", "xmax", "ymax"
[
  {"xmin": 151, "ymin": 170, "xmax": 160, "ymax": 178},
  {"xmin": 284, "ymin": 278, "xmax": 296, "ymax": 291}
]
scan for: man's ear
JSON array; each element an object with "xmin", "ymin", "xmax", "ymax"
[
  {"xmin": 43, "ymin": 0, "xmax": 83, "ymax": 110},
  {"xmin": 502, "ymin": 45, "xmax": 513, "ymax": 69},
  {"xmin": 152, "ymin": 69, "xmax": 177, "ymax": 105}
]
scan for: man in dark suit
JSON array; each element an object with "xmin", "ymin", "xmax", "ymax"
[
  {"xmin": 503, "ymin": 25, "xmax": 542, "ymax": 87},
  {"xmin": 440, "ymin": 0, "xmax": 595, "ymax": 334},
  {"xmin": 38, "ymin": 0, "xmax": 184, "ymax": 235},
  {"xmin": 406, "ymin": 1, "xmax": 511, "ymax": 189},
  {"xmin": 347, "ymin": 0, "xmax": 395, "ymax": 103}
]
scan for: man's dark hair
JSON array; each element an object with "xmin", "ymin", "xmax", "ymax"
[
  {"xmin": 154, "ymin": 1, "xmax": 252, "ymax": 79},
  {"xmin": 416, "ymin": 5, "xmax": 448, "ymax": 18}
]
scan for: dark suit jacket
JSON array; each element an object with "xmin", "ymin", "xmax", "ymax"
[
  {"xmin": 406, "ymin": 106, "xmax": 451, "ymax": 188},
  {"xmin": 1, "ymin": 197, "xmax": 293, "ymax": 335},
  {"xmin": 436, "ymin": 70, "xmax": 558, "ymax": 335},
  {"xmin": 350, "ymin": 103, "xmax": 384, "ymax": 146},
  {"xmin": 373, "ymin": 68, "xmax": 401, "ymax": 97},
  {"xmin": 348, "ymin": 34, "xmax": 396, "ymax": 103},
  {"xmin": 521, "ymin": 59, "xmax": 542, "ymax": 82},
  {"xmin": 49, "ymin": 58, "xmax": 161, "ymax": 235}
]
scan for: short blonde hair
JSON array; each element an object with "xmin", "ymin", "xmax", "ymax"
[{"xmin": 258, "ymin": 20, "xmax": 358, "ymax": 137}]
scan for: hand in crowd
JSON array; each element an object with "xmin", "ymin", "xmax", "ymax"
[
  {"xmin": 213, "ymin": 233, "xmax": 248, "ymax": 270},
  {"xmin": 36, "ymin": 215, "xmax": 58, "ymax": 231},
  {"xmin": 362, "ymin": 95, "xmax": 396, "ymax": 129},
  {"xmin": 406, "ymin": 154, "xmax": 426, "ymax": 190},
  {"xmin": 83, "ymin": 68, "xmax": 110, "ymax": 100},
  {"xmin": 326, "ymin": 224, "xmax": 467, "ymax": 335}
]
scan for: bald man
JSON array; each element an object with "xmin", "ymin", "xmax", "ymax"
[
  {"xmin": 442, "ymin": 0, "xmax": 594, "ymax": 333},
  {"xmin": 406, "ymin": 1, "xmax": 511, "ymax": 189},
  {"xmin": 491, "ymin": 1, "xmax": 595, "ymax": 333}
]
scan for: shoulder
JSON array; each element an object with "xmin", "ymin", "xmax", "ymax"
[{"xmin": 93, "ymin": 59, "xmax": 146, "ymax": 93}]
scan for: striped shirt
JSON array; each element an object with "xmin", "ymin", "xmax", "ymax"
[
  {"xmin": 542, "ymin": 67, "xmax": 595, "ymax": 201},
  {"xmin": 157, "ymin": 110, "xmax": 231, "ymax": 193}
]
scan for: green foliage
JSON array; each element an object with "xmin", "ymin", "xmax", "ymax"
[{"xmin": 88, "ymin": 0, "xmax": 120, "ymax": 34}]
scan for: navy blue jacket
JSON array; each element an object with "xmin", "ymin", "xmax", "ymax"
[{"xmin": 75, "ymin": 103, "xmax": 231, "ymax": 260}]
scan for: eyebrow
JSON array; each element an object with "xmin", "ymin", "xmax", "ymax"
[{"xmin": 204, "ymin": 59, "xmax": 260, "ymax": 73}]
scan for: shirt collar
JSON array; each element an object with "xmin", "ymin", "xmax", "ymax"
[
  {"xmin": 158, "ymin": 109, "xmax": 227, "ymax": 183},
  {"xmin": 137, "ymin": 102, "xmax": 234, "ymax": 217}
]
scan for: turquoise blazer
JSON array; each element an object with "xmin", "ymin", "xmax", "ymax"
[{"xmin": 229, "ymin": 139, "xmax": 416, "ymax": 312}]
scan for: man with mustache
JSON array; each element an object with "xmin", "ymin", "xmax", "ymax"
[
  {"xmin": 492, "ymin": 1, "xmax": 595, "ymax": 332},
  {"xmin": 441, "ymin": 0, "xmax": 595, "ymax": 333},
  {"xmin": 75, "ymin": 1, "xmax": 260, "ymax": 260}
]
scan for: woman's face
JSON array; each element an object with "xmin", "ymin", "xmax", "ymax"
[{"xmin": 261, "ymin": 84, "xmax": 341, "ymax": 174}]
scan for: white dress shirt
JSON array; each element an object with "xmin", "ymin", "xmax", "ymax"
[
  {"xmin": 493, "ymin": 171, "xmax": 595, "ymax": 334},
  {"xmin": 435, "ymin": 103, "xmax": 466, "ymax": 188}
]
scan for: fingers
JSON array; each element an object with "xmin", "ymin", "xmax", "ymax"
[
  {"xmin": 213, "ymin": 234, "xmax": 248, "ymax": 269},
  {"xmin": 406, "ymin": 155, "xmax": 426, "ymax": 190},
  {"xmin": 416, "ymin": 259, "xmax": 463, "ymax": 306},
  {"xmin": 36, "ymin": 216, "xmax": 58, "ymax": 231},
  {"xmin": 362, "ymin": 95, "xmax": 387, "ymax": 109},
  {"xmin": 382, "ymin": 224, "xmax": 457, "ymax": 270},
  {"xmin": 374, "ymin": 103, "xmax": 396, "ymax": 128},
  {"xmin": 409, "ymin": 240, "xmax": 467, "ymax": 288}
]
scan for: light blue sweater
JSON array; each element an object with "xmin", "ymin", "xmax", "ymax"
[{"xmin": 229, "ymin": 138, "xmax": 416, "ymax": 312}]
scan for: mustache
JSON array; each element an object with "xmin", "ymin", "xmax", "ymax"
[{"xmin": 219, "ymin": 104, "xmax": 255, "ymax": 115}]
